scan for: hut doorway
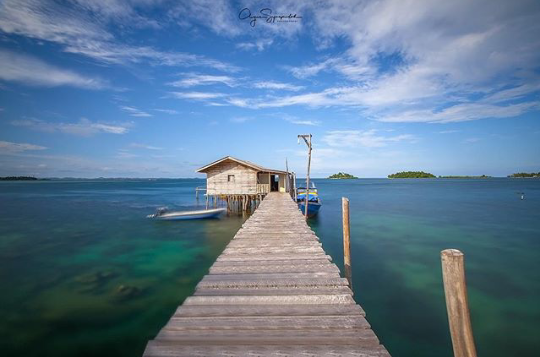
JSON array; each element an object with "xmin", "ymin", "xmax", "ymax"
[{"xmin": 270, "ymin": 175, "xmax": 279, "ymax": 191}]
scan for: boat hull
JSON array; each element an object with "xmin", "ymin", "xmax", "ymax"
[
  {"xmin": 151, "ymin": 208, "xmax": 226, "ymax": 220},
  {"xmin": 297, "ymin": 201, "xmax": 322, "ymax": 218}
]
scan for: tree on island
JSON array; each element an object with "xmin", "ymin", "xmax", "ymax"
[
  {"xmin": 0, "ymin": 176, "xmax": 38, "ymax": 181},
  {"xmin": 388, "ymin": 171, "xmax": 436, "ymax": 178},
  {"xmin": 328, "ymin": 172, "xmax": 358, "ymax": 179},
  {"xmin": 438, "ymin": 175, "xmax": 491, "ymax": 179},
  {"xmin": 508, "ymin": 172, "xmax": 540, "ymax": 178}
]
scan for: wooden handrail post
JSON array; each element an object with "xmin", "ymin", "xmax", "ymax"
[
  {"xmin": 441, "ymin": 249, "xmax": 477, "ymax": 357},
  {"xmin": 342, "ymin": 197, "xmax": 352, "ymax": 287}
]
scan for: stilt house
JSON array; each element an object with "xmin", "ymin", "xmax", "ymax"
[
  {"xmin": 197, "ymin": 156, "xmax": 290, "ymax": 195},
  {"xmin": 197, "ymin": 156, "xmax": 293, "ymax": 212}
]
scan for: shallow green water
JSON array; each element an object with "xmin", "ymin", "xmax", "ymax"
[
  {"xmin": 0, "ymin": 178, "xmax": 538, "ymax": 356},
  {"xmin": 0, "ymin": 179, "xmax": 246, "ymax": 357}
]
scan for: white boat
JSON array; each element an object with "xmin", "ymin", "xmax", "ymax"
[{"xmin": 147, "ymin": 207, "xmax": 226, "ymax": 220}]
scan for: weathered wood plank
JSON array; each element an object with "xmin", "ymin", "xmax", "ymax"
[
  {"xmin": 183, "ymin": 294, "xmax": 356, "ymax": 306},
  {"xmin": 153, "ymin": 329, "xmax": 381, "ymax": 346},
  {"xmin": 162, "ymin": 315, "xmax": 371, "ymax": 330},
  {"xmin": 144, "ymin": 343, "xmax": 391, "ymax": 357},
  {"xmin": 194, "ymin": 287, "xmax": 354, "ymax": 296},
  {"xmin": 209, "ymin": 263, "xmax": 340, "ymax": 275},
  {"xmin": 173, "ymin": 304, "xmax": 366, "ymax": 317}
]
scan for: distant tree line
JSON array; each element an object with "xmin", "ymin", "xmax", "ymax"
[
  {"xmin": 328, "ymin": 172, "xmax": 358, "ymax": 179},
  {"xmin": 508, "ymin": 172, "xmax": 540, "ymax": 178},
  {"xmin": 388, "ymin": 171, "xmax": 436, "ymax": 178},
  {"xmin": 0, "ymin": 176, "xmax": 38, "ymax": 181},
  {"xmin": 438, "ymin": 175, "xmax": 491, "ymax": 179}
]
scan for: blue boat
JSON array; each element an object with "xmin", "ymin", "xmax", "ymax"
[{"xmin": 296, "ymin": 182, "xmax": 322, "ymax": 217}]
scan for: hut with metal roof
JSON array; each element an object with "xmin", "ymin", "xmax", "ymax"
[{"xmin": 197, "ymin": 156, "xmax": 292, "ymax": 212}]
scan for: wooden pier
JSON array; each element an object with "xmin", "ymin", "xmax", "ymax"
[{"xmin": 144, "ymin": 192, "xmax": 390, "ymax": 356}]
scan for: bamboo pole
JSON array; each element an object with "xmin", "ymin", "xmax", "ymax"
[
  {"xmin": 304, "ymin": 135, "xmax": 312, "ymax": 220},
  {"xmin": 441, "ymin": 249, "xmax": 477, "ymax": 357},
  {"xmin": 342, "ymin": 197, "xmax": 352, "ymax": 287},
  {"xmin": 285, "ymin": 159, "xmax": 289, "ymax": 193}
]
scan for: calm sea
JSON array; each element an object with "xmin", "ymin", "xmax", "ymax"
[{"xmin": 0, "ymin": 178, "xmax": 538, "ymax": 356}]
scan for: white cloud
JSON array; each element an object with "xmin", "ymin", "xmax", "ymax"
[
  {"xmin": 252, "ymin": 81, "xmax": 304, "ymax": 91},
  {"xmin": 288, "ymin": 120, "xmax": 320, "ymax": 126},
  {"xmin": 287, "ymin": 58, "xmax": 338, "ymax": 79},
  {"xmin": 323, "ymin": 130, "xmax": 415, "ymax": 148},
  {"xmin": 236, "ymin": 39, "xmax": 274, "ymax": 52},
  {"xmin": 282, "ymin": 114, "xmax": 320, "ymax": 126},
  {"xmin": 154, "ymin": 109, "xmax": 179, "ymax": 114},
  {"xmin": 464, "ymin": 138, "xmax": 481, "ymax": 143},
  {"xmin": 170, "ymin": 73, "xmax": 236, "ymax": 87},
  {"xmin": 171, "ymin": 92, "xmax": 227, "ymax": 100},
  {"xmin": 378, "ymin": 101, "xmax": 540, "ymax": 123},
  {"xmin": 120, "ymin": 106, "xmax": 152, "ymax": 117},
  {"xmin": 273, "ymin": 0, "xmax": 540, "ymax": 122},
  {"xmin": 0, "ymin": 0, "xmax": 239, "ymax": 72},
  {"xmin": 11, "ymin": 118, "xmax": 130, "ymax": 136},
  {"xmin": 0, "ymin": 140, "xmax": 47, "ymax": 153},
  {"xmin": 170, "ymin": 0, "xmax": 242, "ymax": 37},
  {"xmin": 0, "ymin": 50, "xmax": 106, "ymax": 89},
  {"xmin": 129, "ymin": 143, "xmax": 163, "ymax": 150}
]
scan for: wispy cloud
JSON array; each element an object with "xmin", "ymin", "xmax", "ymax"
[
  {"xmin": 439, "ymin": 130, "xmax": 460, "ymax": 134},
  {"xmin": 323, "ymin": 130, "xmax": 415, "ymax": 148},
  {"xmin": 11, "ymin": 118, "xmax": 130, "ymax": 136},
  {"xmin": 236, "ymin": 39, "xmax": 274, "ymax": 52},
  {"xmin": 286, "ymin": 58, "xmax": 338, "ymax": 79},
  {"xmin": 129, "ymin": 143, "xmax": 163, "ymax": 150},
  {"xmin": 170, "ymin": 73, "xmax": 236, "ymax": 87},
  {"xmin": 282, "ymin": 114, "xmax": 320, "ymax": 126},
  {"xmin": 154, "ymin": 109, "xmax": 179, "ymax": 115},
  {"xmin": 0, "ymin": 0, "xmax": 239, "ymax": 72},
  {"xmin": 252, "ymin": 81, "xmax": 304, "ymax": 92},
  {"xmin": 171, "ymin": 92, "xmax": 227, "ymax": 100},
  {"xmin": 0, "ymin": 140, "xmax": 47, "ymax": 153},
  {"xmin": 0, "ymin": 50, "xmax": 106, "ymax": 89},
  {"xmin": 120, "ymin": 106, "xmax": 152, "ymax": 117},
  {"xmin": 377, "ymin": 102, "xmax": 540, "ymax": 123}
]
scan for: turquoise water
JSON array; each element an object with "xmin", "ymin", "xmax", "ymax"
[
  {"xmin": 311, "ymin": 178, "xmax": 540, "ymax": 357},
  {"xmin": 0, "ymin": 178, "xmax": 539, "ymax": 356}
]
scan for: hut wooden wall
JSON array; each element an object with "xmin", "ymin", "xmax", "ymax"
[{"xmin": 206, "ymin": 161, "xmax": 258, "ymax": 195}]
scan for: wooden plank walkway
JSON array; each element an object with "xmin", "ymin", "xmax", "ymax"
[{"xmin": 144, "ymin": 192, "xmax": 390, "ymax": 356}]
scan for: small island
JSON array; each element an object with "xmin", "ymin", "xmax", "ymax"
[
  {"xmin": 508, "ymin": 172, "xmax": 540, "ymax": 178},
  {"xmin": 388, "ymin": 171, "xmax": 436, "ymax": 179},
  {"xmin": 328, "ymin": 172, "xmax": 358, "ymax": 179},
  {"xmin": 0, "ymin": 176, "xmax": 39, "ymax": 181}
]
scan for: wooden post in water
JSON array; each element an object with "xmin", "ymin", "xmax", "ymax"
[
  {"xmin": 342, "ymin": 197, "xmax": 352, "ymax": 287},
  {"xmin": 441, "ymin": 249, "xmax": 477, "ymax": 357}
]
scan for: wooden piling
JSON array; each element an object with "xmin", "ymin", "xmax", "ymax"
[
  {"xmin": 441, "ymin": 249, "xmax": 477, "ymax": 357},
  {"xmin": 342, "ymin": 197, "xmax": 352, "ymax": 287}
]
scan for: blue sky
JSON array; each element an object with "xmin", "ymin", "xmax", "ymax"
[{"xmin": 0, "ymin": 0, "xmax": 539, "ymax": 178}]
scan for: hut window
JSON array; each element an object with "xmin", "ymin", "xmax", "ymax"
[{"xmin": 228, "ymin": 175, "xmax": 235, "ymax": 182}]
